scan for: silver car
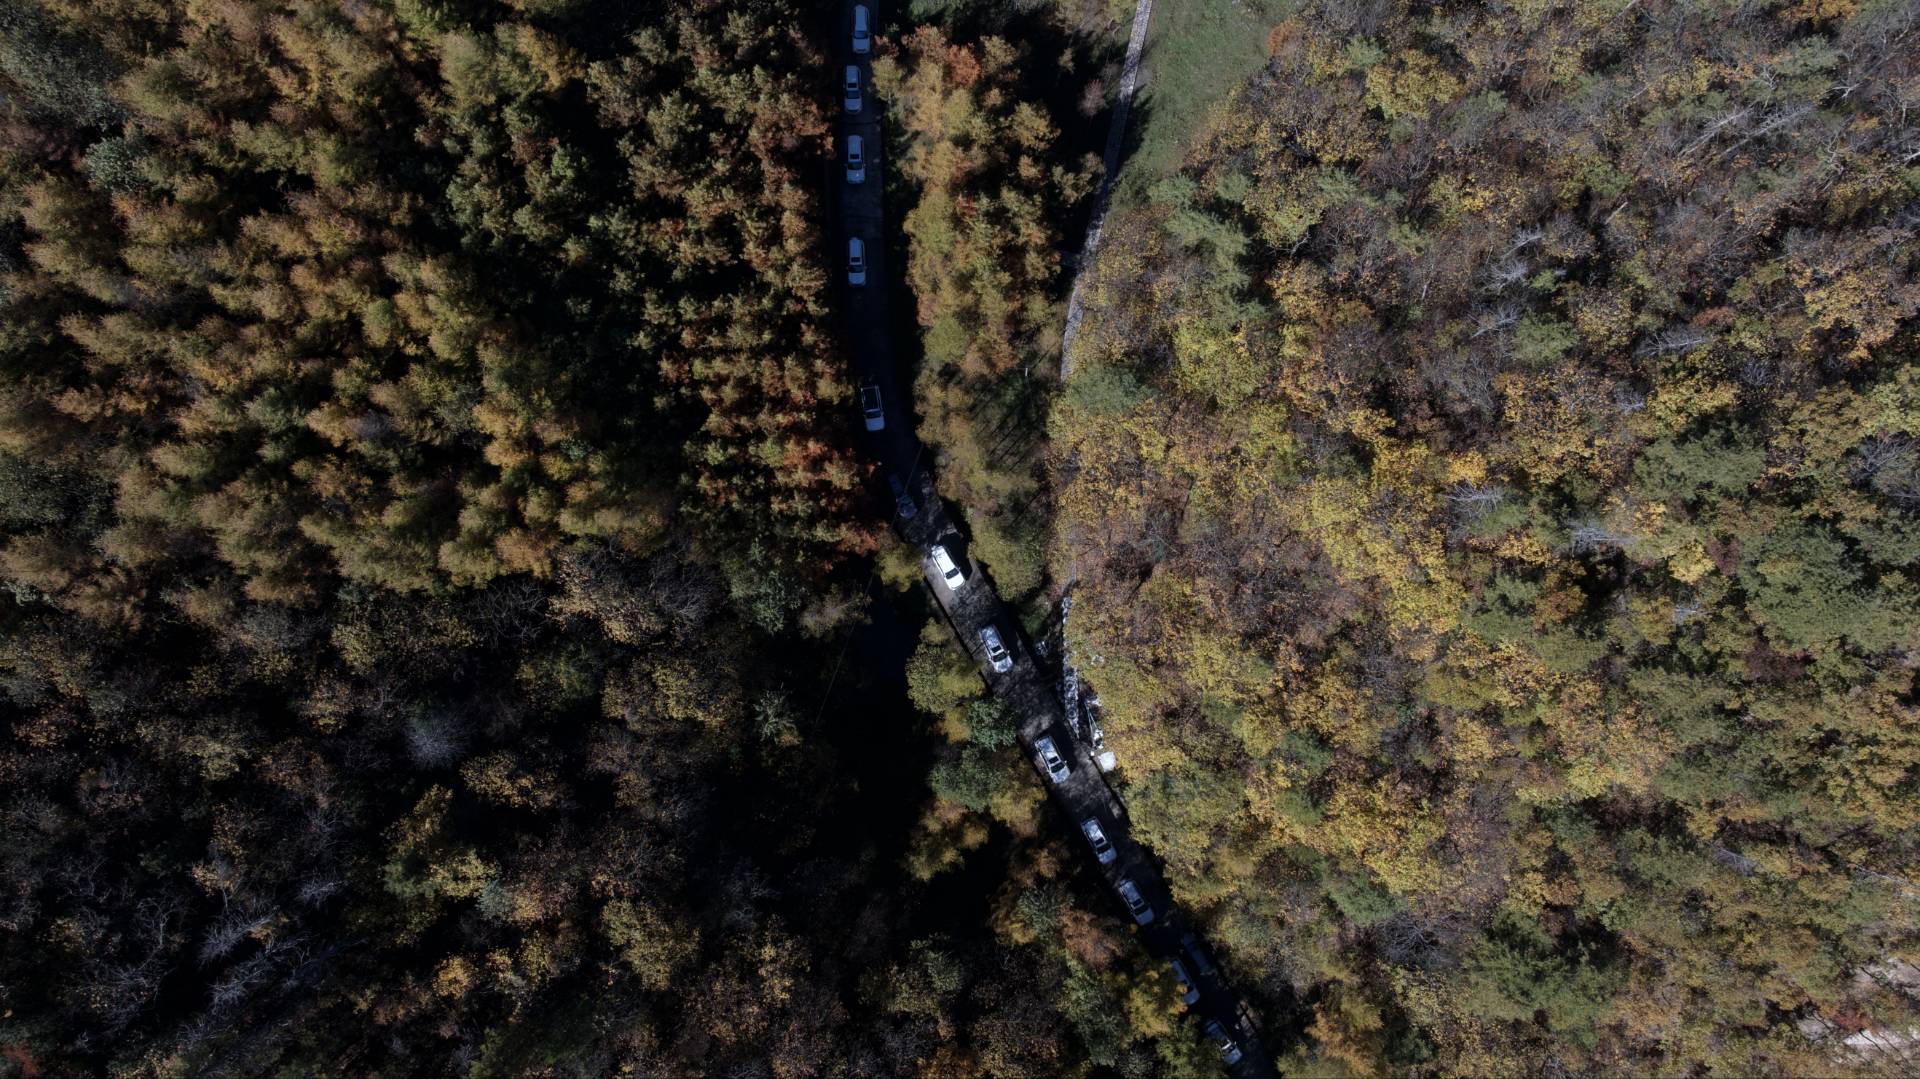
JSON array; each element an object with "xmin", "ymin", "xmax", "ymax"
[
  {"xmin": 1081, "ymin": 817, "xmax": 1115, "ymax": 864},
  {"xmin": 979, "ymin": 625, "xmax": 1013, "ymax": 674},
  {"xmin": 1170, "ymin": 958, "xmax": 1200, "ymax": 1004},
  {"xmin": 859, "ymin": 381, "xmax": 883, "ymax": 430},
  {"xmin": 1203, "ymin": 1019, "xmax": 1244, "ymax": 1065},
  {"xmin": 846, "ymin": 133, "xmax": 866, "ymax": 184},
  {"xmin": 847, "ymin": 236, "xmax": 867, "ymax": 286},
  {"xmin": 1116, "ymin": 878, "xmax": 1153, "ymax": 925},
  {"xmin": 1034, "ymin": 735, "xmax": 1068, "ymax": 782},
  {"xmin": 843, "ymin": 64, "xmax": 862, "ymax": 113},
  {"xmin": 1181, "ymin": 932, "xmax": 1217, "ymax": 979},
  {"xmin": 852, "ymin": 4, "xmax": 871, "ymax": 54}
]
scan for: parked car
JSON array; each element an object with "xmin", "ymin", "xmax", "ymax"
[
  {"xmin": 979, "ymin": 625, "xmax": 1014, "ymax": 674},
  {"xmin": 1033, "ymin": 735, "xmax": 1069, "ymax": 781},
  {"xmin": 1116, "ymin": 878, "xmax": 1154, "ymax": 925},
  {"xmin": 843, "ymin": 64, "xmax": 862, "ymax": 113},
  {"xmin": 1081, "ymin": 817, "xmax": 1116, "ymax": 864},
  {"xmin": 1180, "ymin": 932, "xmax": 1218, "ymax": 979},
  {"xmin": 847, "ymin": 236, "xmax": 867, "ymax": 285},
  {"xmin": 888, "ymin": 473, "xmax": 915, "ymax": 519},
  {"xmin": 851, "ymin": 4, "xmax": 871, "ymax": 54},
  {"xmin": 1203, "ymin": 1019, "xmax": 1244, "ymax": 1065},
  {"xmin": 859, "ymin": 381, "xmax": 883, "ymax": 430},
  {"xmin": 846, "ymin": 133, "xmax": 865, "ymax": 184},
  {"xmin": 930, "ymin": 543, "xmax": 965, "ymax": 588},
  {"xmin": 1170, "ymin": 958, "xmax": 1200, "ymax": 1005}
]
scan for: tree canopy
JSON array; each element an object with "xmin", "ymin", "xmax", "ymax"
[{"xmin": 1058, "ymin": 0, "xmax": 1920, "ymax": 1072}]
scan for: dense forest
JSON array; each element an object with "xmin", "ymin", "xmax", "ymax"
[
  {"xmin": 0, "ymin": 0, "xmax": 1221, "ymax": 1074},
  {"xmin": 1058, "ymin": 0, "xmax": 1920, "ymax": 1073},
  {"xmin": 9, "ymin": 0, "xmax": 1918, "ymax": 1072}
]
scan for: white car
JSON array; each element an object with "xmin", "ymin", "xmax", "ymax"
[
  {"xmin": 852, "ymin": 4, "xmax": 871, "ymax": 54},
  {"xmin": 1034, "ymin": 735, "xmax": 1068, "ymax": 782},
  {"xmin": 1116, "ymin": 878, "xmax": 1154, "ymax": 925},
  {"xmin": 843, "ymin": 64, "xmax": 862, "ymax": 113},
  {"xmin": 846, "ymin": 134, "xmax": 865, "ymax": 184},
  {"xmin": 930, "ymin": 543, "xmax": 964, "ymax": 587},
  {"xmin": 847, "ymin": 236, "xmax": 866, "ymax": 285},
  {"xmin": 859, "ymin": 381, "xmax": 883, "ymax": 430},
  {"xmin": 979, "ymin": 625, "xmax": 1013, "ymax": 674},
  {"xmin": 1081, "ymin": 817, "xmax": 1115, "ymax": 864}
]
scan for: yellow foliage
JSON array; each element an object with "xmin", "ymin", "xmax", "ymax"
[
  {"xmin": 1318, "ymin": 780, "xmax": 1454, "ymax": 897},
  {"xmin": 1363, "ymin": 50, "xmax": 1465, "ymax": 121},
  {"xmin": 1643, "ymin": 370, "xmax": 1740, "ymax": 432},
  {"xmin": 433, "ymin": 956, "xmax": 475, "ymax": 999}
]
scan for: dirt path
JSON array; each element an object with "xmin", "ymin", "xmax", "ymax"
[{"xmin": 1059, "ymin": 0, "xmax": 1155, "ymax": 381}]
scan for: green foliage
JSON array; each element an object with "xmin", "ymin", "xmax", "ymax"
[
  {"xmin": 1062, "ymin": 363, "xmax": 1148, "ymax": 418},
  {"xmin": 1635, "ymin": 428, "xmax": 1768, "ymax": 503},
  {"xmin": 1325, "ymin": 873, "xmax": 1401, "ymax": 927},
  {"xmin": 1460, "ymin": 914, "xmax": 1622, "ymax": 1043},
  {"xmin": 1740, "ymin": 519, "xmax": 1907, "ymax": 652},
  {"xmin": 0, "ymin": 1, "xmax": 122, "ymax": 125},
  {"xmin": 906, "ymin": 618, "xmax": 982, "ymax": 719}
]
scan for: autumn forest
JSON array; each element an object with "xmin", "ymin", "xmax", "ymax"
[{"xmin": 1, "ymin": 0, "xmax": 1916, "ymax": 1075}]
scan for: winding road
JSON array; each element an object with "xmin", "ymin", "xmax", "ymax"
[{"xmin": 832, "ymin": 4, "xmax": 1281, "ymax": 1075}]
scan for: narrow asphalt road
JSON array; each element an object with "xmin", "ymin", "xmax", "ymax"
[{"xmin": 832, "ymin": 5, "xmax": 1281, "ymax": 1076}]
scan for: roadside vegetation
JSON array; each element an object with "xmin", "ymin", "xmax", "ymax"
[
  {"xmin": 873, "ymin": 3, "xmax": 1107, "ymax": 610},
  {"xmin": 1058, "ymin": 0, "xmax": 1920, "ymax": 1073},
  {"xmin": 898, "ymin": 614, "xmax": 1222, "ymax": 1073}
]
